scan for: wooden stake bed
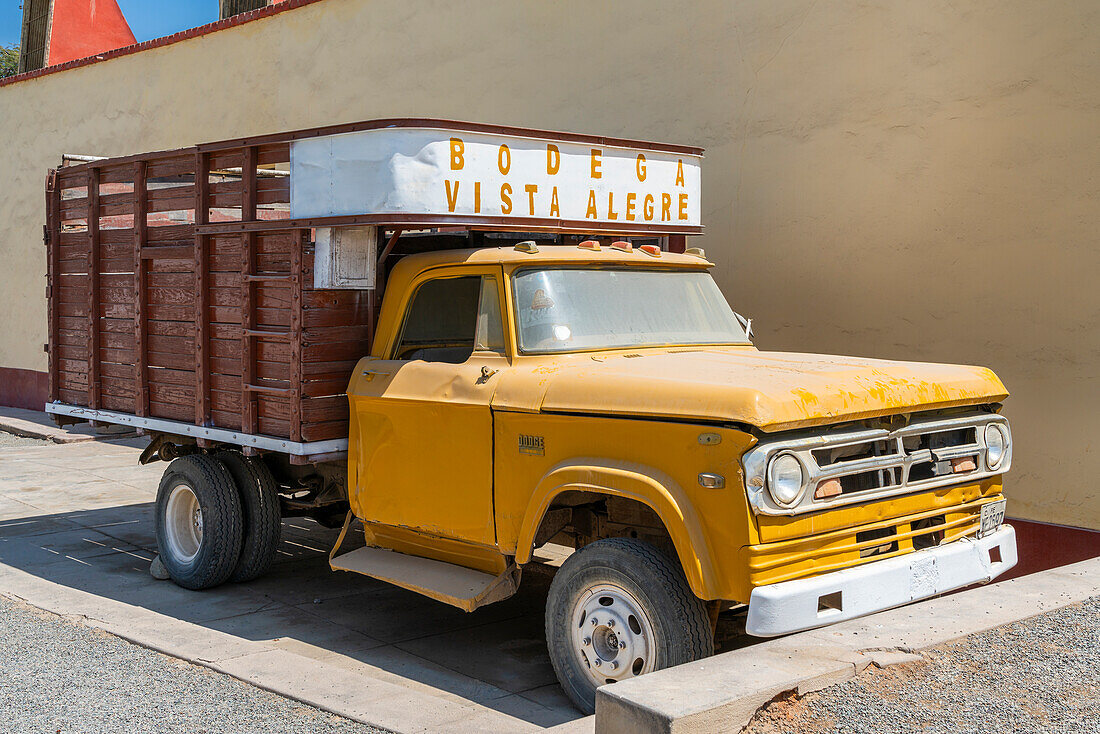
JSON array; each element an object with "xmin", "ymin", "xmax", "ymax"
[
  {"xmin": 45, "ymin": 141, "xmax": 370, "ymax": 450},
  {"xmin": 43, "ymin": 118, "xmax": 703, "ymax": 456}
]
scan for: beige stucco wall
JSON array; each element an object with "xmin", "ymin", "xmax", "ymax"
[{"xmin": 1, "ymin": 0, "xmax": 1097, "ymax": 527}]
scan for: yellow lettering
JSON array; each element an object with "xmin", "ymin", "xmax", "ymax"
[
  {"xmin": 626, "ymin": 192, "xmax": 637, "ymax": 221},
  {"xmin": 449, "ymin": 138, "xmax": 464, "ymax": 170},
  {"xmin": 498, "ymin": 144, "xmax": 511, "ymax": 175},
  {"xmin": 643, "ymin": 194, "xmax": 654, "ymax": 221},
  {"xmin": 525, "ymin": 184, "xmax": 538, "ymax": 215},
  {"xmin": 590, "ymin": 149, "xmax": 602, "ymax": 179},
  {"xmin": 500, "ymin": 183, "xmax": 512, "ymax": 214},
  {"xmin": 675, "ymin": 159, "xmax": 685, "ymax": 187},
  {"xmin": 678, "ymin": 193, "xmax": 689, "ymax": 221},
  {"xmin": 661, "ymin": 193, "xmax": 672, "ymax": 221},
  {"xmin": 444, "ymin": 180, "xmax": 460, "ymax": 213},
  {"xmin": 474, "ymin": 181, "xmax": 481, "ymax": 214},
  {"xmin": 550, "ymin": 186, "xmax": 560, "ymax": 217},
  {"xmin": 585, "ymin": 190, "xmax": 598, "ymax": 219},
  {"xmin": 636, "ymin": 154, "xmax": 647, "ymax": 182},
  {"xmin": 547, "ymin": 144, "xmax": 560, "ymax": 175},
  {"xmin": 607, "ymin": 192, "xmax": 618, "ymax": 220}
]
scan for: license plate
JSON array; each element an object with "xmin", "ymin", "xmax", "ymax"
[{"xmin": 979, "ymin": 499, "xmax": 1006, "ymax": 538}]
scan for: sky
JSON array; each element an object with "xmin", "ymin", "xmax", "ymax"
[{"xmin": 2, "ymin": 1, "xmax": 218, "ymax": 47}]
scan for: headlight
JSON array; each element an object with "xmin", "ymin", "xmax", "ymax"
[
  {"xmin": 767, "ymin": 453, "xmax": 805, "ymax": 506},
  {"xmin": 985, "ymin": 423, "xmax": 1007, "ymax": 469}
]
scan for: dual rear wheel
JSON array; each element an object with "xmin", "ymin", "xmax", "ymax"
[{"xmin": 155, "ymin": 452, "xmax": 281, "ymax": 590}]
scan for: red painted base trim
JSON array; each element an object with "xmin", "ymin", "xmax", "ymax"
[
  {"xmin": 0, "ymin": 368, "xmax": 48, "ymax": 411},
  {"xmin": 1002, "ymin": 518, "xmax": 1100, "ymax": 581}
]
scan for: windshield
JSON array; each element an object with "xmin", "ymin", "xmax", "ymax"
[{"xmin": 513, "ymin": 268, "xmax": 750, "ymax": 353}]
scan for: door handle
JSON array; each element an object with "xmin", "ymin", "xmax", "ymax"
[{"xmin": 361, "ymin": 370, "xmax": 389, "ymax": 382}]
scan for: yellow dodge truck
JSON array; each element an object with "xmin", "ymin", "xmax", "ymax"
[{"xmin": 45, "ymin": 120, "xmax": 1015, "ymax": 713}]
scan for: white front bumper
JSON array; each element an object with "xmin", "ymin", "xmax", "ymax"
[{"xmin": 745, "ymin": 525, "xmax": 1017, "ymax": 637}]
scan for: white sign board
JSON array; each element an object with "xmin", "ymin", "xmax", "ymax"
[{"xmin": 290, "ymin": 127, "xmax": 701, "ymax": 229}]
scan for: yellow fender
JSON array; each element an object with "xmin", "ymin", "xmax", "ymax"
[{"xmin": 515, "ymin": 458, "xmax": 719, "ymax": 599}]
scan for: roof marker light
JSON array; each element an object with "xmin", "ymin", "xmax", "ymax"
[
  {"xmin": 685, "ymin": 247, "xmax": 707, "ymax": 259},
  {"xmin": 578, "ymin": 240, "xmax": 601, "ymax": 251},
  {"xmin": 639, "ymin": 245, "xmax": 661, "ymax": 257},
  {"xmin": 610, "ymin": 241, "xmax": 633, "ymax": 252},
  {"xmin": 514, "ymin": 241, "xmax": 539, "ymax": 254}
]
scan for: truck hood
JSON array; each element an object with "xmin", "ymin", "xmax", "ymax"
[{"xmin": 508, "ymin": 347, "xmax": 1008, "ymax": 432}]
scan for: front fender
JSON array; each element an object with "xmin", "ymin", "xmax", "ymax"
[{"xmin": 515, "ymin": 458, "xmax": 719, "ymax": 599}]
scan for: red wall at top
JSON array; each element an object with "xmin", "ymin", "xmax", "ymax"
[{"xmin": 47, "ymin": 0, "xmax": 137, "ymax": 67}]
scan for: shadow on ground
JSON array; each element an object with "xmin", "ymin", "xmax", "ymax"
[{"xmin": 0, "ymin": 439, "xmax": 754, "ymax": 729}]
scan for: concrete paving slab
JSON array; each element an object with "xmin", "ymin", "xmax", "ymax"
[
  {"xmin": 0, "ymin": 439, "xmax": 587, "ymax": 732},
  {"xmin": 0, "ymin": 406, "xmax": 99, "ymax": 443},
  {"xmin": 597, "ymin": 554, "xmax": 1100, "ymax": 734}
]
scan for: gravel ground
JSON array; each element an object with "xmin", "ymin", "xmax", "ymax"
[
  {"xmin": 0, "ymin": 595, "xmax": 388, "ymax": 734},
  {"xmin": 746, "ymin": 595, "xmax": 1100, "ymax": 734},
  {"xmin": 0, "ymin": 431, "xmax": 51, "ymax": 447}
]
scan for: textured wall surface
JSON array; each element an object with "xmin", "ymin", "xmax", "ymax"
[{"xmin": 0, "ymin": 0, "xmax": 1096, "ymax": 527}]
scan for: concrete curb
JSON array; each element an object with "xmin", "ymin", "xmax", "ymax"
[
  {"xmin": 0, "ymin": 564, "xmax": 556, "ymax": 734},
  {"xmin": 0, "ymin": 407, "xmax": 96, "ymax": 444},
  {"xmin": 596, "ymin": 555, "xmax": 1100, "ymax": 734}
]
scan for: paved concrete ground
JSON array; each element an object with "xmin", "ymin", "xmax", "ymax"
[
  {"xmin": 0, "ymin": 593, "xmax": 386, "ymax": 734},
  {"xmin": 745, "ymin": 595, "xmax": 1100, "ymax": 734},
  {"xmin": 0, "ymin": 436, "xmax": 585, "ymax": 732}
]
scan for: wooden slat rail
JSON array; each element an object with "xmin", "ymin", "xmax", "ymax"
[
  {"xmin": 133, "ymin": 161, "xmax": 149, "ymax": 416},
  {"xmin": 46, "ymin": 170, "xmax": 61, "ymax": 404},
  {"xmin": 194, "ymin": 152, "xmax": 211, "ymax": 428},
  {"xmin": 87, "ymin": 167, "xmax": 101, "ymax": 409},
  {"xmin": 290, "ymin": 228, "xmax": 304, "ymax": 442}
]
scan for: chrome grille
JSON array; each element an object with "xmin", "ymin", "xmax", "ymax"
[{"xmin": 742, "ymin": 412, "xmax": 1011, "ymax": 516}]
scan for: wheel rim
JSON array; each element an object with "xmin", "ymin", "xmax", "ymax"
[
  {"xmin": 570, "ymin": 582, "xmax": 656, "ymax": 686},
  {"xmin": 164, "ymin": 483, "xmax": 203, "ymax": 563}
]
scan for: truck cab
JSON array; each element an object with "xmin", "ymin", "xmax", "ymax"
[{"xmin": 338, "ymin": 242, "xmax": 1015, "ymax": 712}]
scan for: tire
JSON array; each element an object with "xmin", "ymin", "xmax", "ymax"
[
  {"xmin": 216, "ymin": 451, "xmax": 282, "ymax": 583},
  {"xmin": 545, "ymin": 538, "xmax": 714, "ymax": 714},
  {"xmin": 155, "ymin": 454, "xmax": 244, "ymax": 590}
]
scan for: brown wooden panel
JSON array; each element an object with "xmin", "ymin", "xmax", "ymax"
[
  {"xmin": 256, "ymin": 143, "xmax": 290, "ymax": 166},
  {"xmin": 59, "ymin": 371, "xmax": 89, "ymax": 391},
  {"xmin": 302, "ymin": 395, "xmax": 348, "ymax": 423},
  {"xmin": 150, "ymin": 400, "xmax": 193, "ymax": 422},
  {"xmin": 302, "ymin": 359, "xmax": 359, "ymax": 378},
  {"xmin": 146, "ymin": 366, "xmax": 194, "ymax": 386},
  {"xmin": 146, "ymin": 155, "xmax": 194, "ymax": 179},
  {"xmin": 147, "ymin": 350, "xmax": 193, "ymax": 371},
  {"xmin": 301, "ymin": 376, "xmax": 350, "ymax": 398},
  {"xmin": 301, "ymin": 419, "xmax": 351, "ymax": 442},
  {"xmin": 303, "ymin": 340, "xmax": 369, "ymax": 363},
  {"xmin": 146, "ymin": 187, "xmax": 196, "ymax": 214},
  {"xmin": 101, "ymin": 374, "xmax": 135, "ymax": 399},
  {"xmin": 101, "ymin": 394, "xmax": 134, "ymax": 413}
]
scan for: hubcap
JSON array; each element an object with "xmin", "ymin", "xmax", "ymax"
[
  {"xmin": 164, "ymin": 483, "xmax": 202, "ymax": 563},
  {"xmin": 570, "ymin": 583, "xmax": 656, "ymax": 685}
]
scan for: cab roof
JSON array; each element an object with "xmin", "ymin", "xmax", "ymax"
[{"xmin": 389, "ymin": 245, "xmax": 715, "ymax": 279}]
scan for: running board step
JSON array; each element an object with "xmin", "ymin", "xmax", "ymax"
[{"xmin": 329, "ymin": 546, "xmax": 520, "ymax": 612}]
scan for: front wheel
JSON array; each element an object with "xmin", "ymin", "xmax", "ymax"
[{"xmin": 545, "ymin": 538, "xmax": 714, "ymax": 713}]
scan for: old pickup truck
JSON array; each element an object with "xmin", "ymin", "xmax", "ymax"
[{"xmin": 45, "ymin": 119, "xmax": 1015, "ymax": 712}]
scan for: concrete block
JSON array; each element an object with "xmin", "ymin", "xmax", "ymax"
[{"xmin": 595, "ymin": 556, "xmax": 1100, "ymax": 734}]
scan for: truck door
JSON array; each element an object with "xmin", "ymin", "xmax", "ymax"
[{"xmin": 346, "ymin": 269, "xmax": 507, "ymax": 548}]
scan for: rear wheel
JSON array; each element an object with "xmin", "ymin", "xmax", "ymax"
[
  {"xmin": 155, "ymin": 454, "xmax": 243, "ymax": 590},
  {"xmin": 216, "ymin": 451, "xmax": 282, "ymax": 583},
  {"xmin": 545, "ymin": 538, "xmax": 714, "ymax": 713}
]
